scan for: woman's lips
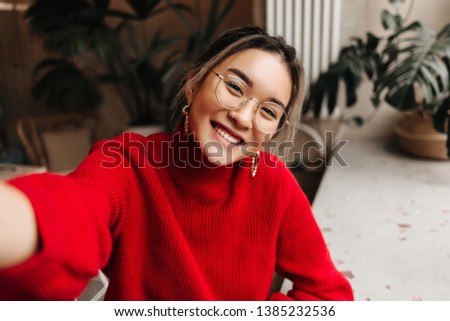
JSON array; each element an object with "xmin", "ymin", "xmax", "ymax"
[{"xmin": 211, "ymin": 121, "xmax": 244, "ymax": 145}]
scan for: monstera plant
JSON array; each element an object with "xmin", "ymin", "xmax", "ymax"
[{"xmin": 306, "ymin": 1, "xmax": 450, "ymax": 158}]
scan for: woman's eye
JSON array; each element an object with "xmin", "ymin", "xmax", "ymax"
[
  {"xmin": 261, "ymin": 106, "xmax": 277, "ymax": 119},
  {"xmin": 225, "ymin": 81, "xmax": 243, "ymax": 97}
]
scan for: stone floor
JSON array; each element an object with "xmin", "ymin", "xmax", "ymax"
[{"xmin": 282, "ymin": 138, "xmax": 450, "ymax": 300}]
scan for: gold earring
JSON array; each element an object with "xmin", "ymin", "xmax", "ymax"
[
  {"xmin": 251, "ymin": 151, "xmax": 260, "ymax": 178},
  {"xmin": 182, "ymin": 105, "xmax": 190, "ymax": 135}
]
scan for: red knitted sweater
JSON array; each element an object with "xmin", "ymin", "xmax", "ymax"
[{"xmin": 0, "ymin": 131, "xmax": 353, "ymax": 300}]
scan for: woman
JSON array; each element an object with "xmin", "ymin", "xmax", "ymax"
[{"xmin": 0, "ymin": 26, "xmax": 353, "ymax": 300}]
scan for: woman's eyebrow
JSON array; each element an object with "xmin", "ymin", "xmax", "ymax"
[
  {"xmin": 227, "ymin": 67, "xmax": 287, "ymax": 109},
  {"xmin": 270, "ymin": 97, "xmax": 287, "ymax": 109},
  {"xmin": 227, "ymin": 68, "xmax": 252, "ymax": 86}
]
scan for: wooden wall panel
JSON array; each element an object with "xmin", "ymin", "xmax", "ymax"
[{"xmin": 0, "ymin": 3, "xmax": 47, "ymax": 148}]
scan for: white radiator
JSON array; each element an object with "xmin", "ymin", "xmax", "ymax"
[
  {"xmin": 266, "ymin": 0, "xmax": 346, "ymax": 171},
  {"xmin": 266, "ymin": 0, "xmax": 342, "ymax": 86}
]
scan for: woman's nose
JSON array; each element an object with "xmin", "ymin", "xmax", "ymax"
[{"xmin": 230, "ymin": 99, "xmax": 257, "ymax": 129}]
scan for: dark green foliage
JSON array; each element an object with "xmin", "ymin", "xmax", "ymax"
[
  {"xmin": 305, "ymin": 32, "xmax": 382, "ymax": 117},
  {"xmin": 306, "ymin": 5, "xmax": 450, "ymax": 157},
  {"xmin": 26, "ymin": 0, "xmax": 236, "ymax": 125},
  {"xmin": 32, "ymin": 59, "xmax": 102, "ymax": 112},
  {"xmin": 167, "ymin": 0, "xmax": 237, "ymax": 62}
]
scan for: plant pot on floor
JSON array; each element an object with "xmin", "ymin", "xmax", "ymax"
[{"xmin": 393, "ymin": 112, "xmax": 448, "ymax": 160}]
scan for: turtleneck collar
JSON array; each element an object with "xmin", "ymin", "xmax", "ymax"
[{"xmin": 166, "ymin": 129, "xmax": 252, "ymax": 185}]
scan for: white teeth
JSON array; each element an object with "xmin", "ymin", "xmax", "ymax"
[{"xmin": 214, "ymin": 125, "xmax": 240, "ymax": 144}]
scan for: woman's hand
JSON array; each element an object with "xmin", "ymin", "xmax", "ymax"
[{"xmin": 0, "ymin": 182, "xmax": 38, "ymax": 269}]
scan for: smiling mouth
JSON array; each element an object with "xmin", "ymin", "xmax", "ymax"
[{"xmin": 211, "ymin": 121, "xmax": 244, "ymax": 145}]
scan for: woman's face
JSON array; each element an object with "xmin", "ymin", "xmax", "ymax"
[{"xmin": 186, "ymin": 48, "xmax": 292, "ymax": 166}]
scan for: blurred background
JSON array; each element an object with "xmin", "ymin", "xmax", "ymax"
[
  {"xmin": 1, "ymin": 0, "xmax": 450, "ymax": 301},
  {"xmin": 0, "ymin": 0, "xmax": 449, "ymax": 187}
]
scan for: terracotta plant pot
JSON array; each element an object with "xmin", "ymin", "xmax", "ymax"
[{"xmin": 393, "ymin": 112, "xmax": 448, "ymax": 160}]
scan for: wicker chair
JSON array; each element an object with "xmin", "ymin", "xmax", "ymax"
[{"xmin": 17, "ymin": 113, "xmax": 100, "ymax": 172}]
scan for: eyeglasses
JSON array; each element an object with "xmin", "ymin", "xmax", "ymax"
[{"xmin": 213, "ymin": 71, "xmax": 288, "ymax": 135}]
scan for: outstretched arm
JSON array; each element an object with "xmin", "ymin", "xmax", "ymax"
[{"xmin": 0, "ymin": 182, "xmax": 38, "ymax": 269}]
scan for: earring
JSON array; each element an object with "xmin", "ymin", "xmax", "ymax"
[
  {"xmin": 182, "ymin": 104, "xmax": 190, "ymax": 135},
  {"xmin": 251, "ymin": 151, "xmax": 260, "ymax": 178}
]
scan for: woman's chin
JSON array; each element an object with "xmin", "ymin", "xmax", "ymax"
[{"xmin": 202, "ymin": 148, "xmax": 244, "ymax": 167}]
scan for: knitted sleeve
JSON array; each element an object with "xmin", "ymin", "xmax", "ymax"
[
  {"xmin": 0, "ymin": 136, "xmax": 130, "ymax": 300},
  {"xmin": 269, "ymin": 170, "xmax": 354, "ymax": 301}
]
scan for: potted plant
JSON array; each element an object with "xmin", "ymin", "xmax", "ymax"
[
  {"xmin": 25, "ymin": 0, "xmax": 191, "ymax": 132},
  {"xmin": 306, "ymin": 0, "xmax": 450, "ymax": 159},
  {"xmin": 25, "ymin": 0, "xmax": 236, "ymax": 135}
]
